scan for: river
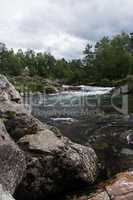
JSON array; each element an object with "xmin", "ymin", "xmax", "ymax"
[{"xmin": 22, "ymin": 85, "xmax": 133, "ymax": 198}]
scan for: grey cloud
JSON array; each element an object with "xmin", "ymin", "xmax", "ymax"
[{"xmin": 0, "ymin": 0, "xmax": 133, "ymax": 59}]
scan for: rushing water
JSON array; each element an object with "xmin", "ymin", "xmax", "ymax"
[{"xmin": 22, "ymin": 86, "xmax": 133, "ymax": 177}]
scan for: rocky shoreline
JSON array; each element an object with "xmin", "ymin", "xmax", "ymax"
[{"xmin": 0, "ymin": 74, "xmax": 132, "ymax": 200}]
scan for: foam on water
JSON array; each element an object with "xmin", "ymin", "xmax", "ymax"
[{"xmin": 49, "ymin": 86, "xmax": 113, "ymax": 97}]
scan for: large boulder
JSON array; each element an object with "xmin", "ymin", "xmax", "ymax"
[
  {"xmin": 14, "ymin": 124, "xmax": 97, "ymax": 199},
  {"xmin": 15, "ymin": 132, "xmax": 97, "ymax": 198},
  {"xmin": 0, "ymin": 120, "xmax": 26, "ymax": 195},
  {"xmin": 0, "ymin": 75, "xmax": 98, "ymax": 198}
]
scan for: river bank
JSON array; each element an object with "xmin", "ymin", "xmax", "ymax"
[{"xmin": 7, "ymin": 75, "xmax": 133, "ymax": 94}]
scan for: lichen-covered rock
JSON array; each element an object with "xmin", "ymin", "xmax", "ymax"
[
  {"xmin": 0, "ymin": 120, "xmax": 26, "ymax": 195},
  {"xmin": 4, "ymin": 112, "xmax": 48, "ymax": 141},
  {"xmin": 0, "ymin": 75, "xmax": 98, "ymax": 198},
  {"xmin": 0, "ymin": 75, "xmax": 22, "ymax": 103},
  {"xmin": 15, "ymin": 131, "xmax": 97, "ymax": 199}
]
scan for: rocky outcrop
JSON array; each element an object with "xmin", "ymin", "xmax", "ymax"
[
  {"xmin": 0, "ymin": 120, "xmax": 26, "ymax": 197},
  {"xmin": 68, "ymin": 171, "xmax": 133, "ymax": 200},
  {"xmin": 14, "ymin": 118, "xmax": 97, "ymax": 198},
  {"xmin": 88, "ymin": 171, "xmax": 133, "ymax": 200},
  {"xmin": 16, "ymin": 133, "xmax": 97, "ymax": 198},
  {"xmin": 0, "ymin": 75, "xmax": 26, "ymax": 199},
  {"xmin": 0, "ymin": 75, "xmax": 22, "ymax": 103},
  {"xmin": 0, "ymin": 75, "xmax": 98, "ymax": 199}
]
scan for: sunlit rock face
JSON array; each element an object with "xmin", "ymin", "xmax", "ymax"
[
  {"xmin": 88, "ymin": 171, "xmax": 133, "ymax": 200},
  {"xmin": 105, "ymin": 171, "xmax": 133, "ymax": 200}
]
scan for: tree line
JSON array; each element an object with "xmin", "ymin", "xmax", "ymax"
[{"xmin": 1, "ymin": 32, "xmax": 133, "ymax": 85}]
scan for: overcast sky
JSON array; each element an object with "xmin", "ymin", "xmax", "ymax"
[{"xmin": 0, "ymin": 0, "xmax": 133, "ymax": 59}]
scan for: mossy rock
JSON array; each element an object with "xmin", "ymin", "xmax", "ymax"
[
  {"xmin": 9, "ymin": 76, "xmax": 60, "ymax": 93},
  {"xmin": 49, "ymin": 126, "xmax": 62, "ymax": 138},
  {"xmin": 94, "ymin": 142, "xmax": 109, "ymax": 150},
  {"xmin": 44, "ymin": 85, "xmax": 58, "ymax": 94},
  {"xmin": 6, "ymin": 111, "xmax": 16, "ymax": 119},
  {"xmin": 100, "ymin": 78, "xmax": 111, "ymax": 86}
]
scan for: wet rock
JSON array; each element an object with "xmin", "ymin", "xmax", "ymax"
[
  {"xmin": 121, "ymin": 148, "xmax": 133, "ymax": 155},
  {"xmin": 44, "ymin": 85, "xmax": 58, "ymax": 94},
  {"xmin": 62, "ymin": 85, "xmax": 81, "ymax": 91},
  {"xmin": 127, "ymin": 134, "xmax": 133, "ymax": 145},
  {"xmin": 0, "ymin": 120, "xmax": 26, "ymax": 195}
]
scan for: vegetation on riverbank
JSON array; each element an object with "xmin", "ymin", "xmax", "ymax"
[
  {"xmin": 1, "ymin": 32, "xmax": 133, "ymax": 89},
  {"xmin": 8, "ymin": 75, "xmax": 60, "ymax": 93},
  {"xmin": 7, "ymin": 74, "xmax": 133, "ymax": 93}
]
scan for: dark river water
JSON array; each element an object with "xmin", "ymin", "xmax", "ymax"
[{"xmin": 22, "ymin": 86, "xmax": 133, "ymax": 198}]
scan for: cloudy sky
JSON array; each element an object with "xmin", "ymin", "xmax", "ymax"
[{"xmin": 0, "ymin": 0, "xmax": 133, "ymax": 59}]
